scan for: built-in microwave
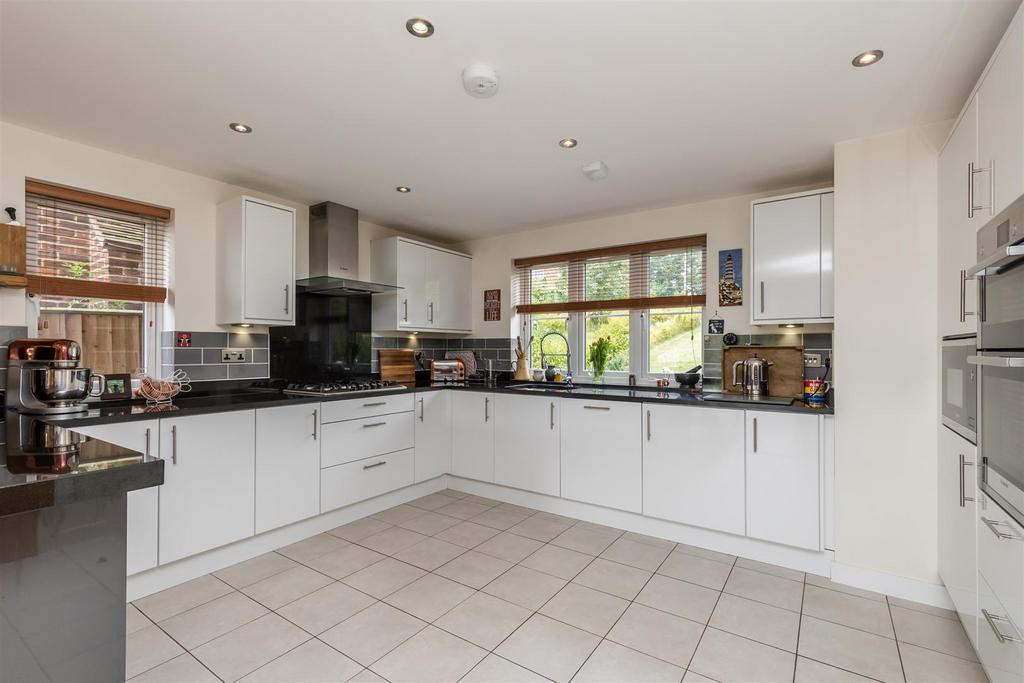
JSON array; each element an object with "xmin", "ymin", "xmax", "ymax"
[
  {"xmin": 971, "ymin": 194, "xmax": 1024, "ymax": 351},
  {"xmin": 941, "ymin": 335, "xmax": 977, "ymax": 443}
]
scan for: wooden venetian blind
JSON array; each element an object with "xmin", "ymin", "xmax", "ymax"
[
  {"xmin": 24, "ymin": 181, "xmax": 170, "ymax": 303},
  {"xmin": 512, "ymin": 235, "xmax": 707, "ymax": 314}
]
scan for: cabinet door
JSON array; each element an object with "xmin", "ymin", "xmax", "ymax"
[
  {"xmin": 451, "ymin": 391, "xmax": 495, "ymax": 481},
  {"xmin": 752, "ymin": 194, "xmax": 822, "ymax": 321},
  {"xmin": 397, "ymin": 240, "xmax": 428, "ymax": 328},
  {"xmin": 939, "ymin": 98, "xmax": 982, "ymax": 336},
  {"xmin": 159, "ymin": 410, "xmax": 256, "ymax": 564},
  {"xmin": 255, "ymin": 404, "xmax": 320, "ymax": 534},
  {"xmin": 642, "ymin": 404, "xmax": 745, "ymax": 535},
  {"xmin": 938, "ymin": 426, "xmax": 979, "ymax": 647},
  {"xmin": 494, "ymin": 394, "xmax": 560, "ymax": 496},
  {"xmin": 414, "ymin": 391, "xmax": 452, "ymax": 482},
  {"xmin": 819, "ymin": 192, "xmax": 834, "ymax": 319},
  {"xmin": 243, "ymin": 199, "xmax": 295, "ymax": 322},
  {"xmin": 979, "ymin": 11, "xmax": 1024, "ymax": 218},
  {"xmin": 745, "ymin": 411, "xmax": 820, "ymax": 550},
  {"xmin": 560, "ymin": 399, "xmax": 642, "ymax": 513},
  {"xmin": 431, "ymin": 249, "xmax": 472, "ymax": 331}
]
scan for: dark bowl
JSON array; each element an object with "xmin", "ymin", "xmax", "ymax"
[{"xmin": 675, "ymin": 372, "xmax": 701, "ymax": 387}]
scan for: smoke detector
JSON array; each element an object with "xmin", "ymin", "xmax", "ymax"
[
  {"xmin": 462, "ymin": 63, "xmax": 499, "ymax": 98},
  {"xmin": 582, "ymin": 160, "xmax": 609, "ymax": 180}
]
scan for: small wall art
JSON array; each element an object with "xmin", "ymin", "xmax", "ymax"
[
  {"xmin": 484, "ymin": 288, "xmax": 501, "ymax": 321},
  {"xmin": 718, "ymin": 248, "xmax": 743, "ymax": 306}
]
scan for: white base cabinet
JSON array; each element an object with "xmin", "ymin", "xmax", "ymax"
[
  {"xmin": 451, "ymin": 391, "xmax": 495, "ymax": 482},
  {"xmin": 321, "ymin": 449, "xmax": 415, "ymax": 512},
  {"xmin": 494, "ymin": 393, "xmax": 560, "ymax": 496},
  {"xmin": 938, "ymin": 426, "xmax": 979, "ymax": 647},
  {"xmin": 642, "ymin": 404, "xmax": 745, "ymax": 535},
  {"xmin": 158, "ymin": 411, "xmax": 256, "ymax": 564},
  {"xmin": 415, "ymin": 391, "xmax": 452, "ymax": 482},
  {"xmin": 255, "ymin": 404, "xmax": 321, "ymax": 534},
  {"xmin": 745, "ymin": 410, "xmax": 821, "ymax": 550},
  {"xmin": 560, "ymin": 399, "xmax": 642, "ymax": 513}
]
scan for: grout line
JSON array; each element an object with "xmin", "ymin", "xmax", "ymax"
[
  {"xmin": 886, "ymin": 596, "xmax": 909, "ymax": 683},
  {"xmin": 793, "ymin": 577, "xmax": 807, "ymax": 682}
]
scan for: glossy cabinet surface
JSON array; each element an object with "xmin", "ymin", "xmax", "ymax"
[
  {"xmin": 414, "ymin": 390, "xmax": 452, "ymax": 482},
  {"xmin": 560, "ymin": 399, "xmax": 642, "ymax": 513},
  {"xmin": 978, "ymin": 9, "xmax": 1024, "ymax": 219},
  {"xmin": 451, "ymin": 391, "xmax": 495, "ymax": 481},
  {"xmin": 938, "ymin": 426, "xmax": 979, "ymax": 647},
  {"xmin": 255, "ymin": 404, "xmax": 321, "ymax": 534},
  {"xmin": 493, "ymin": 393, "xmax": 560, "ymax": 496}
]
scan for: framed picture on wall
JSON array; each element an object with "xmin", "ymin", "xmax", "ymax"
[
  {"xmin": 718, "ymin": 248, "xmax": 742, "ymax": 306},
  {"xmin": 484, "ymin": 289, "xmax": 501, "ymax": 321}
]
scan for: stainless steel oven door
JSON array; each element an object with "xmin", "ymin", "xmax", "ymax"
[
  {"xmin": 942, "ymin": 336, "xmax": 977, "ymax": 442},
  {"xmin": 971, "ymin": 352, "xmax": 1024, "ymax": 526},
  {"xmin": 975, "ymin": 246, "xmax": 1024, "ymax": 351}
]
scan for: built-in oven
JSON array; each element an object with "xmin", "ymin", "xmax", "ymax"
[
  {"xmin": 970, "ymin": 351, "xmax": 1024, "ymax": 526},
  {"xmin": 942, "ymin": 335, "xmax": 977, "ymax": 443},
  {"xmin": 971, "ymin": 195, "xmax": 1024, "ymax": 351}
]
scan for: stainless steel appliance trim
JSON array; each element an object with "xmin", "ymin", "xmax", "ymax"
[
  {"xmin": 171, "ymin": 425, "xmax": 177, "ymax": 464},
  {"xmin": 982, "ymin": 608, "xmax": 1023, "ymax": 643},
  {"xmin": 942, "ymin": 417, "xmax": 977, "ymax": 444},
  {"xmin": 981, "ymin": 516, "xmax": 1021, "ymax": 540},
  {"xmin": 362, "ymin": 421, "xmax": 386, "ymax": 428},
  {"xmin": 969, "ymin": 355, "xmax": 1024, "ymax": 368},
  {"xmin": 960, "ymin": 454, "xmax": 975, "ymax": 507},
  {"xmin": 969, "ymin": 244, "xmax": 1024, "ymax": 277},
  {"xmin": 362, "ymin": 460, "xmax": 387, "ymax": 470}
]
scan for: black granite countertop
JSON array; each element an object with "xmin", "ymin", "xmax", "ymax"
[{"xmin": 0, "ymin": 412, "xmax": 164, "ymax": 517}]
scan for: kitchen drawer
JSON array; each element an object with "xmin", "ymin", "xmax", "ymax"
[
  {"xmin": 321, "ymin": 411, "xmax": 414, "ymax": 468},
  {"xmin": 978, "ymin": 571, "xmax": 1024, "ymax": 683},
  {"xmin": 320, "ymin": 392, "xmax": 414, "ymax": 423},
  {"xmin": 321, "ymin": 448, "xmax": 414, "ymax": 512},
  {"xmin": 978, "ymin": 493, "xmax": 1024, "ymax": 627}
]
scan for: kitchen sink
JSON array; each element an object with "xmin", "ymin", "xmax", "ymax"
[
  {"xmin": 701, "ymin": 393, "xmax": 794, "ymax": 406},
  {"xmin": 509, "ymin": 383, "xmax": 573, "ymax": 393}
]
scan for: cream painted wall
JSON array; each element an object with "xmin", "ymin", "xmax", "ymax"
[{"xmin": 832, "ymin": 123, "xmax": 948, "ymax": 584}]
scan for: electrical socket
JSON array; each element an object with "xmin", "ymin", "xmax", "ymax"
[
  {"xmin": 221, "ymin": 348, "xmax": 249, "ymax": 363},
  {"xmin": 804, "ymin": 353, "xmax": 823, "ymax": 368}
]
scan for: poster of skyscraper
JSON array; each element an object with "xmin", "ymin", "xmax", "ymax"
[{"xmin": 718, "ymin": 248, "xmax": 742, "ymax": 306}]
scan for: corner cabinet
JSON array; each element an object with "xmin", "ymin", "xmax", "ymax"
[
  {"xmin": 750, "ymin": 188, "xmax": 834, "ymax": 324},
  {"xmin": 414, "ymin": 390, "xmax": 452, "ymax": 482},
  {"xmin": 371, "ymin": 237, "xmax": 472, "ymax": 333},
  {"xmin": 216, "ymin": 196, "xmax": 296, "ymax": 326}
]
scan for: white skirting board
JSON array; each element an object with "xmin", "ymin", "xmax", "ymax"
[{"xmin": 829, "ymin": 563, "xmax": 955, "ymax": 610}]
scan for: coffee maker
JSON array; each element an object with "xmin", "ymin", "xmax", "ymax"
[{"xmin": 6, "ymin": 339, "xmax": 105, "ymax": 414}]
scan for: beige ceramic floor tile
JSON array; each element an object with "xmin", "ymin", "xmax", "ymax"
[
  {"xmin": 607, "ymin": 603, "xmax": 704, "ymax": 668},
  {"xmin": 797, "ymin": 615, "xmax": 904, "ymax": 683},
  {"xmin": 574, "ymin": 639, "xmax": 686, "ymax": 683},
  {"xmin": 192, "ymin": 613, "xmax": 310, "ymax": 682},
  {"xmin": 341, "ymin": 557, "xmax": 426, "ymax": 598},
  {"xmin": 709, "ymin": 593, "xmax": 801, "ymax": 652},
  {"xmin": 675, "ymin": 543, "xmax": 735, "ymax": 565},
  {"xmin": 358, "ymin": 526, "xmax": 430, "ymax": 555},
  {"xmin": 214, "ymin": 552, "xmax": 299, "ymax": 589},
  {"xmin": 276, "ymin": 581, "xmax": 376, "ymax": 634},
  {"xmin": 460, "ymin": 494, "xmax": 503, "ymax": 507},
  {"xmin": 802, "ymin": 584, "xmax": 894, "ymax": 638},
  {"xmin": 435, "ymin": 591, "xmax": 533, "ymax": 650},
  {"xmin": 327, "ymin": 517, "xmax": 392, "ymax": 542},
  {"xmin": 635, "ymin": 574, "xmax": 720, "ymax": 624},
  {"xmin": 159, "ymin": 591, "xmax": 269, "ymax": 650},
  {"xmin": 496, "ymin": 502, "xmax": 537, "ymax": 515},
  {"xmin": 319, "ymin": 602, "xmax": 427, "ymax": 667},
  {"xmin": 794, "ymin": 656, "xmax": 878, "ymax": 682},
  {"xmin": 658, "ymin": 551, "xmax": 733, "ymax": 591},
  {"xmin": 689, "ymin": 627, "xmax": 795, "ymax": 683},
  {"xmin": 128, "ymin": 653, "xmax": 219, "ymax": 682},
  {"xmin": 890, "ymin": 605, "xmax": 977, "ymax": 661},
  {"xmin": 409, "ymin": 492, "xmax": 464, "ymax": 511},
  {"xmin": 383, "ymin": 573, "xmax": 475, "ymax": 622},
  {"xmin": 371, "ymin": 504, "xmax": 427, "ymax": 525},
  {"xmin": 126, "ymin": 603, "xmax": 151, "ymax": 635},
  {"xmin": 370, "ymin": 625, "xmax": 487, "ymax": 682},
  {"xmin": 125, "ymin": 624, "xmax": 186, "ymax": 679},
  {"xmin": 599, "ymin": 538, "xmax": 672, "ymax": 572},
  {"xmin": 507, "ymin": 514, "xmax": 577, "ymax": 542},
  {"xmin": 681, "ymin": 671, "xmax": 716, "ymax": 682},
  {"xmin": 278, "ymin": 533, "xmax": 351, "ymax": 563},
  {"xmin": 520, "ymin": 544, "xmax": 593, "ymax": 580},
  {"xmin": 397, "ymin": 510, "xmax": 461, "ymax": 536},
  {"xmin": 474, "ymin": 531, "xmax": 544, "ymax": 563},
  {"xmin": 461, "ymin": 653, "xmax": 549, "ymax": 682},
  {"xmin": 471, "ymin": 506, "xmax": 535, "ymax": 530},
  {"xmin": 804, "ymin": 574, "xmax": 885, "ymax": 602},
  {"xmin": 723, "ymin": 567, "xmax": 803, "ymax": 612},
  {"xmin": 495, "ymin": 613, "xmax": 601, "ymax": 683},
  {"xmin": 888, "ymin": 596, "xmax": 957, "ymax": 620},
  {"xmin": 550, "ymin": 524, "xmax": 622, "ymax": 556},
  {"xmin": 304, "ymin": 544, "xmax": 386, "ymax": 579},
  {"xmin": 392, "ymin": 537, "xmax": 467, "ymax": 571},
  {"xmin": 735, "ymin": 557, "xmax": 805, "ymax": 582},
  {"xmin": 435, "ymin": 550, "xmax": 513, "ymax": 588},
  {"xmin": 539, "ymin": 582, "xmax": 629, "ymax": 636},
  {"xmin": 439, "ymin": 489, "xmax": 470, "ymax": 499},
  {"xmin": 239, "ymin": 639, "xmax": 363, "ymax": 682},
  {"xmin": 899, "ymin": 641, "xmax": 988, "ymax": 682},
  {"xmin": 436, "ymin": 499, "xmax": 494, "ymax": 520},
  {"xmin": 621, "ymin": 531, "xmax": 677, "ymax": 551},
  {"xmin": 134, "ymin": 574, "xmax": 234, "ymax": 622},
  {"xmin": 241, "ymin": 565, "xmax": 333, "ymax": 610},
  {"xmin": 573, "ymin": 557, "xmax": 652, "ymax": 600},
  {"xmin": 483, "ymin": 564, "xmax": 568, "ymax": 610},
  {"xmin": 348, "ymin": 668, "xmax": 388, "ymax": 682},
  {"xmin": 435, "ymin": 520, "xmax": 502, "ymax": 548}
]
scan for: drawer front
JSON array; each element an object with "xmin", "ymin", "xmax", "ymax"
[
  {"xmin": 321, "ymin": 448, "xmax": 414, "ymax": 512},
  {"xmin": 321, "ymin": 411, "xmax": 414, "ymax": 468},
  {"xmin": 979, "ymin": 494, "xmax": 1024, "ymax": 627},
  {"xmin": 978, "ymin": 571, "xmax": 1024, "ymax": 683},
  {"xmin": 321, "ymin": 393, "xmax": 414, "ymax": 423}
]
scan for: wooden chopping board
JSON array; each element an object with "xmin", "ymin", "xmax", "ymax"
[
  {"xmin": 722, "ymin": 345, "xmax": 804, "ymax": 398},
  {"xmin": 378, "ymin": 349, "xmax": 416, "ymax": 385}
]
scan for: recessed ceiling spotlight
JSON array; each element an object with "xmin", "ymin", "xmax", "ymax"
[
  {"xmin": 228, "ymin": 122, "xmax": 253, "ymax": 134},
  {"xmin": 559, "ymin": 138, "xmax": 578, "ymax": 149},
  {"xmin": 406, "ymin": 18, "xmax": 434, "ymax": 37},
  {"xmin": 396, "ymin": 186, "xmax": 412, "ymax": 193},
  {"xmin": 852, "ymin": 50, "xmax": 883, "ymax": 67}
]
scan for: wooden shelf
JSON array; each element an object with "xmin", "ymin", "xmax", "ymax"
[{"xmin": 0, "ymin": 274, "xmax": 28, "ymax": 288}]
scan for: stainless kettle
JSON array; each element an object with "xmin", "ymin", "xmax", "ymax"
[{"xmin": 732, "ymin": 356, "xmax": 773, "ymax": 396}]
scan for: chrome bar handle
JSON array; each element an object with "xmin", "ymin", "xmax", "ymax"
[
  {"xmin": 403, "ymin": 299, "xmax": 409, "ymax": 322},
  {"xmin": 959, "ymin": 454, "xmax": 974, "ymax": 507},
  {"xmin": 363, "ymin": 461, "xmax": 387, "ymax": 470},
  {"xmin": 981, "ymin": 516, "xmax": 1020, "ymax": 541},
  {"xmin": 484, "ymin": 396, "xmax": 490, "ymax": 422},
  {"xmin": 969, "ymin": 161, "xmax": 992, "ymax": 217},
  {"xmin": 982, "ymin": 609, "xmax": 1024, "ymax": 644},
  {"xmin": 284, "ymin": 285, "xmax": 290, "ymax": 314},
  {"xmin": 419, "ymin": 397, "xmax": 425, "ymax": 422},
  {"xmin": 429, "ymin": 301, "xmax": 434, "ymax": 324},
  {"xmin": 646, "ymin": 410, "xmax": 652, "ymax": 441},
  {"xmin": 363, "ymin": 401, "xmax": 387, "ymax": 407},
  {"xmin": 760, "ymin": 281, "xmax": 765, "ymax": 314},
  {"xmin": 312, "ymin": 409, "xmax": 318, "ymax": 440},
  {"xmin": 144, "ymin": 427, "xmax": 151, "ymax": 457},
  {"xmin": 171, "ymin": 425, "xmax": 177, "ymax": 465},
  {"xmin": 583, "ymin": 405, "xmax": 611, "ymax": 411},
  {"xmin": 362, "ymin": 421, "xmax": 386, "ymax": 428},
  {"xmin": 550, "ymin": 402, "xmax": 555, "ymax": 430},
  {"xmin": 753, "ymin": 418, "xmax": 758, "ymax": 453}
]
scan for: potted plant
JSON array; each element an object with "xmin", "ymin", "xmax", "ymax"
[{"xmin": 589, "ymin": 336, "xmax": 612, "ymax": 383}]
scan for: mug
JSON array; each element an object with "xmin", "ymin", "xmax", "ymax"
[
  {"xmin": 532, "ymin": 369, "xmax": 544, "ymax": 381},
  {"xmin": 803, "ymin": 379, "xmax": 830, "ymax": 405}
]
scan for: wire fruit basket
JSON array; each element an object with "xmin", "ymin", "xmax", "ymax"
[{"xmin": 137, "ymin": 368, "xmax": 191, "ymax": 405}]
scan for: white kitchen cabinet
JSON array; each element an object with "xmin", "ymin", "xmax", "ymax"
[
  {"xmin": 321, "ymin": 449, "xmax": 415, "ymax": 512},
  {"xmin": 73, "ymin": 420, "xmax": 160, "ymax": 575},
  {"xmin": 255, "ymin": 404, "xmax": 321, "ymax": 534},
  {"xmin": 642, "ymin": 404, "xmax": 745, "ymax": 535},
  {"xmin": 321, "ymin": 412, "xmax": 415, "ymax": 468},
  {"xmin": 451, "ymin": 391, "xmax": 495, "ymax": 482},
  {"xmin": 216, "ymin": 196, "xmax": 296, "ymax": 326},
  {"xmin": 938, "ymin": 425, "xmax": 979, "ymax": 648},
  {"xmin": 320, "ymin": 393, "xmax": 414, "ymax": 424},
  {"xmin": 750, "ymin": 189, "xmax": 834, "ymax": 324},
  {"xmin": 978, "ymin": 570, "xmax": 1024, "ymax": 683},
  {"xmin": 371, "ymin": 236, "xmax": 473, "ymax": 333},
  {"xmin": 819, "ymin": 192, "xmax": 834, "ymax": 319},
  {"xmin": 745, "ymin": 411, "xmax": 821, "ymax": 550},
  {"xmin": 414, "ymin": 390, "xmax": 452, "ymax": 482},
  {"xmin": 494, "ymin": 393, "xmax": 560, "ymax": 497},
  {"xmin": 560, "ymin": 399, "xmax": 642, "ymax": 513},
  {"xmin": 158, "ymin": 410, "xmax": 256, "ymax": 564},
  {"xmin": 977, "ymin": 491, "xmax": 1024, "ymax": 682}
]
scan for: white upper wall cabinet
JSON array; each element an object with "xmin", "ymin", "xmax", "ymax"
[
  {"xmin": 750, "ymin": 188, "xmax": 834, "ymax": 324},
  {"xmin": 371, "ymin": 237, "xmax": 472, "ymax": 333},
  {"xmin": 216, "ymin": 196, "xmax": 296, "ymax": 326},
  {"xmin": 978, "ymin": 10, "xmax": 1024, "ymax": 219}
]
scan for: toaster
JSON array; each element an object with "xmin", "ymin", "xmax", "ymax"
[{"xmin": 431, "ymin": 359, "xmax": 465, "ymax": 383}]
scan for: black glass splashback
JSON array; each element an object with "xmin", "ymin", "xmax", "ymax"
[{"xmin": 269, "ymin": 293, "xmax": 372, "ymax": 382}]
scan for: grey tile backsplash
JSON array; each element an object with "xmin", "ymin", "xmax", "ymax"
[
  {"xmin": 161, "ymin": 330, "xmax": 269, "ymax": 382},
  {"xmin": 701, "ymin": 332, "xmax": 832, "ymax": 392},
  {"xmin": 370, "ymin": 336, "xmax": 515, "ymax": 375}
]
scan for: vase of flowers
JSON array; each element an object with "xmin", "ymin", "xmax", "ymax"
[{"xmin": 589, "ymin": 336, "xmax": 612, "ymax": 383}]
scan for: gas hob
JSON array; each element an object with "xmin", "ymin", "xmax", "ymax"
[{"xmin": 283, "ymin": 380, "xmax": 402, "ymax": 397}]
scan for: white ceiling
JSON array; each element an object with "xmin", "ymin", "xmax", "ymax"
[{"xmin": 1, "ymin": 1, "xmax": 1019, "ymax": 241}]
